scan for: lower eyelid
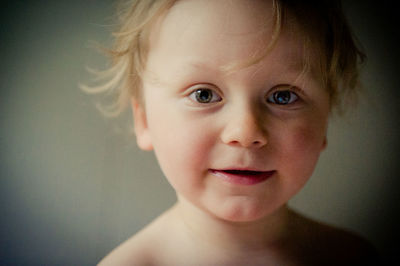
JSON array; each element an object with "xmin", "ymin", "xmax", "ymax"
[
  {"xmin": 267, "ymin": 90, "xmax": 299, "ymax": 105},
  {"xmin": 187, "ymin": 88, "xmax": 222, "ymax": 104}
]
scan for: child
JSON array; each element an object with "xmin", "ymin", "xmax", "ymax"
[{"xmin": 86, "ymin": 0, "xmax": 378, "ymax": 265}]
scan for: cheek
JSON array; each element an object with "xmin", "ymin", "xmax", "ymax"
[
  {"xmin": 147, "ymin": 109, "xmax": 216, "ymax": 188},
  {"xmin": 288, "ymin": 124, "xmax": 325, "ymax": 154},
  {"xmin": 275, "ymin": 118, "xmax": 327, "ymax": 179}
]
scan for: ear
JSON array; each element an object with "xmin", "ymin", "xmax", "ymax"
[
  {"xmin": 321, "ymin": 136, "xmax": 328, "ymax": 151},
  {"xmin": 131, "ymin": 100, "xmax": 153, "ymax": 151}
]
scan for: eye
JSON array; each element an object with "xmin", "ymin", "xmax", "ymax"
[
  {"xmin": 189, "ymin": 88, "xmax": 222, "ymax": 104},
  {"xmin": 267, "ymin": 90, "xmax": 299, "ymax": 105}
]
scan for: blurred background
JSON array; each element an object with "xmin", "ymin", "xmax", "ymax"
[{"xmin": 1, "ymin": 0, "xmax": 399, "ymax": 265}]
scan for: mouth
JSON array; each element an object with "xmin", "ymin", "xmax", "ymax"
[{"xmin": 210, "ymin": 169, "xmax": 275, "ymax": 185}]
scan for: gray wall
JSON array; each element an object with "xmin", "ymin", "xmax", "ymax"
[{"xmin": 1, "ymin": 1, "xmax": 399, "ymax": 265}]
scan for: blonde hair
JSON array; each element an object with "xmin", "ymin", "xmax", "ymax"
[{"xmin": 82, "ymin": 0, "xmax": 365, "ymax": 116}]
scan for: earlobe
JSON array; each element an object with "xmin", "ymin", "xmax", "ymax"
[
  {"xmin": 132, "ymin": 100, "xmax": 153, "ymax": 151},
  {"xmin": 321, "ymin": 136, "xmax": 328, "ymax": 151}
]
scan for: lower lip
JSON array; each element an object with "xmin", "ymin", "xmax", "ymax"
[{"xmin": 210, "ymin": 169, "xmax": 275, "ymax": 185}]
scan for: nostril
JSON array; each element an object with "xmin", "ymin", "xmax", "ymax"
[{"xmin": 252, "ymin": 140, "xmax": 264, "ymax": 148}]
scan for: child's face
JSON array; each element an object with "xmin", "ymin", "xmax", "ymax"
[{"xmin": 133, "ymin": 0, "xmax": 330, "ymax": 222}]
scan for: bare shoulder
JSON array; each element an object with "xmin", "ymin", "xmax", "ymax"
[
  {"xmin": 286, "ymin": 209, "xmax": 380, "ymax": 265},
  {"xmin": 97, "ymin": 234, "xmax": 152, "ymax": 266},
  {"xmin": 97, "ymin": 226, "xmax": 158, "ymax": 266},
  {"xmin": 97, "ymin": 209, "xmax": 175, "ymax": 266}
]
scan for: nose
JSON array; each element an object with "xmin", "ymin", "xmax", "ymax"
[{"xmin": 220, "ymin": 104, "xmax": 268, "ymax": 149}]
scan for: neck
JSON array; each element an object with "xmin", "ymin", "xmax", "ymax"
[{"xmin": 172, "ymin": 196, "xmax": 291, "ymax": 253}]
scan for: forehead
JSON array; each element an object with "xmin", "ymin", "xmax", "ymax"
[
  {"xmin": 145, "ymin": 0, "xmax": 312, "ymax": 83},
  {"xmin": 165, "ymin": 0, "xmax": 274, "ymax": 35}
]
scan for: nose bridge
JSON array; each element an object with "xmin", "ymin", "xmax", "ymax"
[{"xmin": 221, "ymin": 100, "xmax": 267, "ymax": 148}]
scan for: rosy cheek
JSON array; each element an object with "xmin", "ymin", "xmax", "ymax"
[
  {"xmin": 154, "ymin": 118, "xmax": 212, "ymax": 173},
  {"xmin": 293, "ymin": 126, "xmax": 324, "ymax": 151},
  {"xmin": 275, "ymin": 121, "xmax": 326, "ymax": 171},
  {"xmin": 179, "ymin": 124, "xmax": 217, "ymax": 165}
]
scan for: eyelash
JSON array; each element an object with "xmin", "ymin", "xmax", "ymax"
[
  {"xmin": 188, "ymin": 87, "xmax": 222, "ymax": 104},
  {"xmin": 187, "ymin": 85, "xmax": 303, "ymax": 106},
  {"xmin": 266, "ymin": 90, "xmax": 299, "ymax": 105}
]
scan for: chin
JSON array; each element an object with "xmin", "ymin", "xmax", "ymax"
[{"xmin": 211, "ymin": 202, "xmax": 278, "ymax": 223}]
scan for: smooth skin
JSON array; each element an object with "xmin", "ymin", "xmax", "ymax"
[{"xmin": 99, "ymin": 0, "xmax": 378, "ymax": 265}]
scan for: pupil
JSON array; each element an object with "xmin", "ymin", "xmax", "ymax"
[
  {"xmin": 196, "ymin": 89, "xmax": 211, "ymax": 103},
  {"xmin": 275, "ymin": 91, "xmax": 290, "ymax": 104}
]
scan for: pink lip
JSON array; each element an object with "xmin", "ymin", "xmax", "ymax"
[{"xmin": 210, "ymin": 169, "xmax": 275, "ymax": 185}]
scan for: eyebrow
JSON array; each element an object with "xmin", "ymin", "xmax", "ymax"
[
  {"xmin": 186, "ymin": 58, "xmax": 311, "ymax": 80},
  {"xmin": 145, "ymin": 56, "xmax": 319, "ymax": 89},
  {"xmin": 187, "ymin": 60, "xmax": 221, "ymax": 73},
  {"xmin": 142, "ymin": 61, "xmax": 215, "ymax": 88}
]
